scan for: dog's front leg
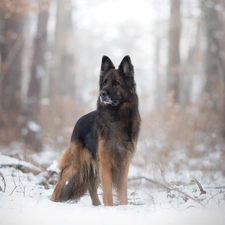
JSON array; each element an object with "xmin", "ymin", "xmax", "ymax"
[
  {"xmin": 99, "ymin": 160, "xmax": 113, "ymax": 206},
  {"xmin": 117, "ymin": 162, "xmax": 130, "ymax": 205}
]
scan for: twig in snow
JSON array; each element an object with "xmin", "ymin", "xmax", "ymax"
[
  {"xmin": 9, "ymin": 176, "xmax": 19, "ymax": 196},
  {"xmin": 192, "ymin": 178, "xmax": 206, "ymax": 195},
  {"xmin": 0, "ymin": 171, "xmax": 6, "ymax": 192},
  {"xmin": 9, "ymin": 168, "xmax": 26, "ymax": 197},
  {"xmin": 205, "ymin": 190, "xmax": 225, "ymax": 207},
  {"xmin": 18, "ymin": 169, "xmax": 26, "ymax": 197},
  {"xmin": 159, "ymin": 162, "xmax": 167, "ymax": 184}
]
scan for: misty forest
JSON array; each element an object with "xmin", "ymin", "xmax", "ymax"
[{"xmin": 0, "ymin": 0, "xmax": 225, "ymax": 224}]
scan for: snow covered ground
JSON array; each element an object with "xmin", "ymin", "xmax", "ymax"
[{"xmin": 0, "ymin": 152, "xmax": 225, "ymax": 225}]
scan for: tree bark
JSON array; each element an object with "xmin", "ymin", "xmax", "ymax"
[
  {"xmin": 50, "ymin": 0, "xmax": 75, "ymax": 98},
  {"xmin": 201, "ymin": 0, "xmax": 225, "ymax": 136},
  {"xmin": 0, "ymin": 12, "xmax": 23, "ymax": 143},
  {"xmin": 27, "ymin": 10, "xmax": 49, "ymax": 121},
  {"xmin": 167, "ymin": 0, "xmax": 181, "ymax": 104},
  {"xmin": 154, "ymin": 34, "xmax": 164, "ymax": 107},
  {"xmin": 24, "ymin": 7, "xmax": 49, "ymax": 151},
  {"xmin": 202, "ymin": 1, "xmax": 225, "ymax": 102}
]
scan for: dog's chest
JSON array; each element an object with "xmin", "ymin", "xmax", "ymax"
[
  {"xmin": 97, "ymin": 113, "xmax": 134, "ymax": 153},
  {"xmin": 107, "ymin": 121, "xmax": 131, "ymax": 138},
  {"xmin": 105, "ymin": 121, "xmax": 133, "ymax": 150},
  {"xmin": 108, "ymin": 121, "xmax": 121, "ymax": 133}
]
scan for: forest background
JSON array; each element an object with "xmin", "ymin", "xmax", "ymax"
[{"xmin": 0, "ymin": 0, "xmax": 225, "ymax": 184}]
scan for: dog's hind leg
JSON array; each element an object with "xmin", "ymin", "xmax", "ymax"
[
  {"xmin": 88, "ymin": 172, "xmax": 101, "ymax": 206},
  {"xmin": 88, "ymin": 183, "xmax": 101, "ymax": 206},
  {"xmin": 87, "ymin": 162, "xmax": 101, "ymax": 206}
]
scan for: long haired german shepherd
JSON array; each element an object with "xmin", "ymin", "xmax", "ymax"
[{"xmin": 51, "ymin": 55, "xmax": 141, "ymax": 206}]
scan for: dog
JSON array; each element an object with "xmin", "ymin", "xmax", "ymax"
[{"xmin": 51, "ymin": 55, "xmax": 141, "ymax": 206}]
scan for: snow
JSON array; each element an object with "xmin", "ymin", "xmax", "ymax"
[
  {"xmin": 0, "ymin": 154, "xmax": 225, "ymax": 225},
  {"xmin": 27, "ymin": 121, "xmax": 41, "ymax": 132},
  {"xmin": 40, "ymin": 98, "xmax": 50, "ymax": 105},
  {"xmin": 1, "ymin": 200, "xmax": 224, "ymax": 225},
  {"xmin": 47, "ymin": 160, "xmax": 59, "ymax": 173}
]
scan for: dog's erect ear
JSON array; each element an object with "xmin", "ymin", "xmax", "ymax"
[
  {"xmin": 119, "ymin": 55, "xmax": 134, "ymax": 77},
  {"xmin": 101, "ymin": 56, "xmax": 115, "ymax": 73}
]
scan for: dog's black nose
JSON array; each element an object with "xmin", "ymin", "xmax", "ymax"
[{"xmin": 100, "ymin": 90, "xmax": 107, "ymax": 97}]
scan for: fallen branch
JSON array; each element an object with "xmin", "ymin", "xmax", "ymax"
[
  {"xmin": 0, "ymin": 154, "xmax": 42, "ymax": 175},
  {"xmin": 170, "ymin": 186, "xmax": 205, "ymax": 207},
  {"xmin": 129, "ymin": 176, "xmax": 205, "ymax": 207},
  {"xmin": 129, "ymin": 176, "xmax": 165, "ymax": 187}
]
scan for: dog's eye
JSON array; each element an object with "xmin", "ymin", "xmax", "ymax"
[
  {"xmin": 103, "ymin": 80, "xmax": 107, "ymax": 86},
  {"xmin": 113, "ymin": 81, "xmax": 120, "ymax": 86}
]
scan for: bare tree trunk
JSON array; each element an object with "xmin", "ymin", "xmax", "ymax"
[
  {"xmin": 167, "ymin": 0, "xmax": 181, "ymax": 104},
  {"xmin": 27, "ymin": 10, "xmax": 49, "ymax": 120},
  {"xmin": 183, "ymin": 22, "xmax": 202, "ymax": 104},
  {"xmin": 24, "ymin": 6, "xmax": 49, "ymax": 151},
  {"xmin": 0, "ymin": 12, "xmax": 23, "ymax": 143},
  {"xmin": 50, "ymin": 0, "xmax": 75, "ymax": 98},
  {"xmin": 201, "ymin": 0, "xmax": 225, "ymax": 136},
  {"xmin": 154, "ymin": 34, "xmax": 163, "ymax": 107}
]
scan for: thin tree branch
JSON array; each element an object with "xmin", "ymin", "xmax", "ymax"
[{"xmin": 192, "ymin": 178, "xmax": 206, "ymax": 195}]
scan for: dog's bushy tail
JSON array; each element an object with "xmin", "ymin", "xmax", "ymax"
[
  {"xmin": 55, "ymin": 142, "xmax": 98, "ymax": 202},
  {"xmin": 59, "ymin": 163, "xmax": 95, "ymax": 202}
]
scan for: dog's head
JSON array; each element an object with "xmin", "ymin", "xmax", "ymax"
[{"xmin": 98, "ymin": 55, "xmax": 136, "ymax": 107}]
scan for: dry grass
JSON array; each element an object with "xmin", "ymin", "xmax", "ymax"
[{"xmin": 135, "ymin": 96, "xmax": 225, "ymax": 184}]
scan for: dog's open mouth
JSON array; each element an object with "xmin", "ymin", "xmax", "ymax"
[{"xmin": 100, "ymin": 96, "xmax": 119, "ymax": 106}]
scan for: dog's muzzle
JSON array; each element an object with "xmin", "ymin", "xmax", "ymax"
[{"xmin": 100, "ymin": 90, "xmax": 119, "ymax": 106}]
